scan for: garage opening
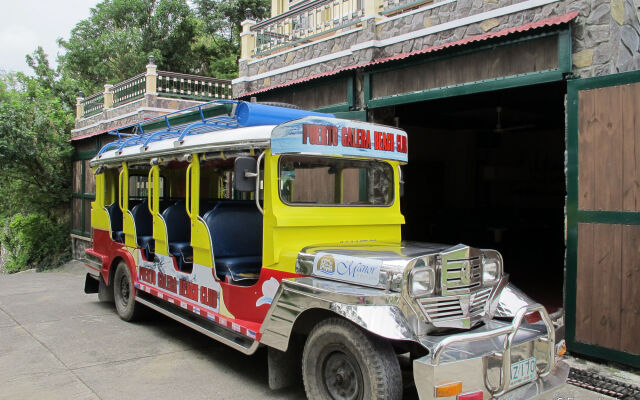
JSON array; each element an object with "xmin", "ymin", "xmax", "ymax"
[{"xmin": 373, "ymin": 82, "xmax": 566, "ymax": 311}]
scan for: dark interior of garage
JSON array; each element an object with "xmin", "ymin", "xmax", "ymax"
[{"xmin": 373, "ymin": 82, "xmax": 566, "ymax": 311}]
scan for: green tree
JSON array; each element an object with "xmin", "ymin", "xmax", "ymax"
[
  {"xmin": 0, "ymin": 49, "xmax": 74, "ymax": 272},
  {"xmin": 192, "ymin": 0, "xmax": 269, "ymax": 78},
  {"xmin": 58, "ymin": 0, "xmax": 199, "ymax": 93}
]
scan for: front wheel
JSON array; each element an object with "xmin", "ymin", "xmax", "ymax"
[
  {"xmin": 113, "ymin": 261, "xmax": 141, "ymax": 321},
  {"xmin": 302, "ymin": 318, "xmax": 402, "ymax": 400}
]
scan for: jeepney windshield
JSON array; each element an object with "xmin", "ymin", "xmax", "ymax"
[{"xmin": 279, "ymin": 155, "xmax": 394, "ymax": 206}]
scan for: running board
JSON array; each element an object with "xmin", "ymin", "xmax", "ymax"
[{"xmin": 135, "ymin": 293, "xmax": 260, "ymax": 355}]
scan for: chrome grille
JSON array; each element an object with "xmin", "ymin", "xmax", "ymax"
[
  {"xmin": 418, "ymin": 297, "xmax": 464, "ymax": 321},
  {"xmin": 441, "ymin": 245, "xmax": 483, "ymax": 293},
  {"xmin": 469, "ymin": 287, "xmax": 492, "ymax": 314},
  {"xmin": 418, "ymin": 287, "xmax": 493, "ymax": 323}
]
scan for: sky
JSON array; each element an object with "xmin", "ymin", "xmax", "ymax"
[{"xmin": 0, "ymin": 0, "xmax": 101, "ymax": 74}]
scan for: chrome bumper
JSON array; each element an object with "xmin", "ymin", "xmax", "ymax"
[{"xmin": 413, "ymin": 304, "xmax": 567, "ymax": 399}]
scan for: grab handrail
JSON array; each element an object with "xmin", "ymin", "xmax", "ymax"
[
  {"xmin": 185, "ymin": 163, "xmax": 193, "ymax": 218},
  {"xmin": 147, "ymin": 168, "xmax": 154, "ymax": 215}
]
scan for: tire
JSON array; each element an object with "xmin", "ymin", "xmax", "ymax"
[
  {"xmin": 97, "ymin": 275, "xmax": 114, "ymax": 302},
  {"xmin": 302, "ymin": 318, "xmax": 402, "ymax": 400},
  {"xmin": 113, "ymin": 261, "xmax": 140, "ymax": 321}
]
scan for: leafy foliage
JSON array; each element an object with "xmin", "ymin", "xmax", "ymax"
[
  {"xmin": 58, "ymin": 0, "xmax": 270, "ymax": 92},
  {"xmin": 1, "ymin": 0, "xmax": 270, "ymax": 272},
  {"xmin": 0, "ymin": 49, "xmax": 73, "ymax": 272},
  {"xmin": 0, "ymin": 213, "xmax": 70, "ymax": 273},
  {"xmin": 58, "ymin": 0, "xmax": 198, "ymax": 93}
]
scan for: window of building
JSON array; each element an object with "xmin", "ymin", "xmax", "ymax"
[{"xmin": 71, "ymin": 149, "xmax": 98, "ymax": 237}]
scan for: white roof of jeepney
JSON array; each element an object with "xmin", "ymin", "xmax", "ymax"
[{"xmin": 92, "ymin": 125, "xmax": 275, "ymax": 166}]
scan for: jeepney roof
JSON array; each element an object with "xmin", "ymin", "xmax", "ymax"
[
  {"xmin": 91, "ymin": 124, "xmax": 274, "ymax": 166},
  {"xmin": 90, "ymin": 100, "xmax": 409, "ymax": 167}
]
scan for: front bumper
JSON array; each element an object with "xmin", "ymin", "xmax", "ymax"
[{"xmin": 413, "ymin": 304, "xmax": 567, "ymax": 399}]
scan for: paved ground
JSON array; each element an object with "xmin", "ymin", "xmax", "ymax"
[{"xmin": 0, "ymin": 261, "xmax": 614, "ymax": 400}]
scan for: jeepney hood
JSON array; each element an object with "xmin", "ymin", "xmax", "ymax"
[
  {"xmin": 295, "ymin": 241, "xmax": 507, "ymax": 332},
  {"xmin": 295, "ymin": 241, "xmax": 452, "ymax": 290}
]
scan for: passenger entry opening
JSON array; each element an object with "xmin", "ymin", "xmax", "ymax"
[{"xmin": 200, "ymin": 157, "xmax": 263, "ymax": 284}]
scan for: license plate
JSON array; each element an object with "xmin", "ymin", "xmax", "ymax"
[{"xmin": 510, "ymin": 357, "xmax": 536, "ymax": 386}]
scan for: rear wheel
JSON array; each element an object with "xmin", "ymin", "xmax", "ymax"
[
  {"xmin": 302, "ymin": 318, "xmax": 402, "ymax": 400},
  {"xmin": 113, "ymin": 261, "xmax": 140, "ymax": 321}
]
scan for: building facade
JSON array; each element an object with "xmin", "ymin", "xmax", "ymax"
[
  {"xmin": 235, "ymin": 0, "xmax": 640, "ymax": 366},
  {"xmin": 70, "ymin": 58, "xmax": 233, "ymax": 259}
]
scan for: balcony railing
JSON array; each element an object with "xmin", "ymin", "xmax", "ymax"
[
  {"xmin": 76, "ymin": 59, "xmax": 233, "ymax": 119},
  {"xmin": 251, "ymin": 0, "xmax": 365, "ymax": 56},
  {"xmin": 112, "ymin": 73, "xmax": 146, "ymax": 107},
  {"xmin": 380, "ymin": 0, "xmax": 433, "ymax": 15},
  {"xmin": 241, "ymin": 0, "xmax": 436, "ymax": 59},
  {"xmin": 157, "ymin": 71, "xmax": 233, "ymax": 100},
  {"xmin": 81, "ymin": 91, "xmax": 104, "ymax": 118}
]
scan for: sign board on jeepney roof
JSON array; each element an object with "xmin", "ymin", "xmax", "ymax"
[{"xmin": 271, "ymin": 117, "xmax": 408, "ymax": 163}]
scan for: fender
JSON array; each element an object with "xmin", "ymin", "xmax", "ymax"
[
  {"xmin": 103, "ymin": 247, "xmax": 137, "ymax": 286},
  {"xmin": 259, "ymin": 276, "xmax": 418, "ymax": 352},
  {"xmin": 494, "ymin": 283, "xmax": 538, "ymax": 318}
]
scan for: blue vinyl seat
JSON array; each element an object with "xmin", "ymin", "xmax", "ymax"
[
  {"xmin": 131, "ymin": 199, "xmax": 154, "ymax": 259},
  {"xmin": 161, "ymin": 200, "xmax": 192, "ymax": 270},
  {"xmin": 203, "ymin": 201, "xmax": 262, "ymax": 281},
  {"xmin": 107, "ymin": 202, "xmax": 124, "ymax": 243}
]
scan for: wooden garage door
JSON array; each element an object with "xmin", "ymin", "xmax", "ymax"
[{"xmin": 566, "ymin": 71, "xmax": 640, "ymax": 368}]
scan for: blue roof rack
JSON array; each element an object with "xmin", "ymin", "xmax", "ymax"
[
  {"xmin": 96, "ymin": 100, "xmax": 335, "ymax": 157},
  {"xmin": 97, "ymin": 100, "xmax": 239, "ymax": 156}
]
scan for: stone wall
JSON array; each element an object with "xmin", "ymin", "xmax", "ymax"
[
  {"xmin": 234, "ymin": 0, "xmax": 640, "ymax": 97},
  {"xmin": 71, "ymin": 236, "xmax": 92, "ymax": 261}
]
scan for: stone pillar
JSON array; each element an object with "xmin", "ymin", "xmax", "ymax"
[
  {"xmin": 146, "ymin": 55, "xmax": 158, "ymax": 95},
  {"xmin": 363, "ymin": 0, "xmax": 382, "ymax": 19},
  {"xmin": 75, "ymin": 95, "xmax": 84, "ymax": 120},
  {"xmin": 103, "ymin": 84, "xmax": 113, "ymax": 109},
  {"xmin": 240, "ymin": 20, "xmax": 257, "ymax": 60}
]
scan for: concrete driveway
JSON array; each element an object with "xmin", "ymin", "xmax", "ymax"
[{"xmin": 0, "ymin": 261, "xmax": 611, "ymax": 400}]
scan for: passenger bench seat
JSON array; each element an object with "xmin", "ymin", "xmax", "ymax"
[
  {"xmin": 204, "ymin": 202, "xmax": 262, "ymax": 281},
  {"xmin": 107, "ymin": 202, "xmax": 124, "ymax": 243},
  {"xmin": 162, "ymin": 200, "xmax": 192, "ymax": 270},
  {"xmin": 131, "ymin": 200, "xmax": 154, "ymax": 258}
]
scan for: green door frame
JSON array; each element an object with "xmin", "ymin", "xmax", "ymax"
[{"xmin": 565, "ymin": 69, "xmax": 640, "ymax": 368}]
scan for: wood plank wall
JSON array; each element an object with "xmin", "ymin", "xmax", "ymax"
[
  {"xmin": 256, "ymin": 77, "xmax": 348, "ymax": 110},
  {"xmin": 575, "ymin": 83, "xmax": 640, "ymax": 355},
  {"xmin": 371, "ymin": 35, "xmax": 558, "ymax": 99}
]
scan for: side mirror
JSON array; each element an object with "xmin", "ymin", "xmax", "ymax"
[
  {"xmin": 234, "ymin": 157, "xmax": 257, "ymax": 192},
  {"xmin": 398, "ymin": 166, "xmax": 405, "ymax": 197}
]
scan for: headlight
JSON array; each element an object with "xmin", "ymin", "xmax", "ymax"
[
  {"xmin": 482, "ymin": 250, "xmax": 503, "ymax": 283},
  {"xmin": 409, "ymin": 258, "xmax": 436, "ymax": 296}
]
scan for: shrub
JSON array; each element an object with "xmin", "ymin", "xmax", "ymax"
[{"xmin": 0, "ymin": 213, "xmax": 70, "ymax": 273}]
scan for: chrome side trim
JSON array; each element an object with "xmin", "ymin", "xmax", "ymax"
[
  {"xmin": 135, "ymin": 295, "xmax": 259, "ymax": 355},
  {"xmin": 259, "ymin": 277, "xmax": 417, "ymax": 352}
]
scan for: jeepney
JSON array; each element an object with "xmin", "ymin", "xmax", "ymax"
[{"xmin": 84, "ymin": 100, "xmax": 568, "ymax": 400}]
